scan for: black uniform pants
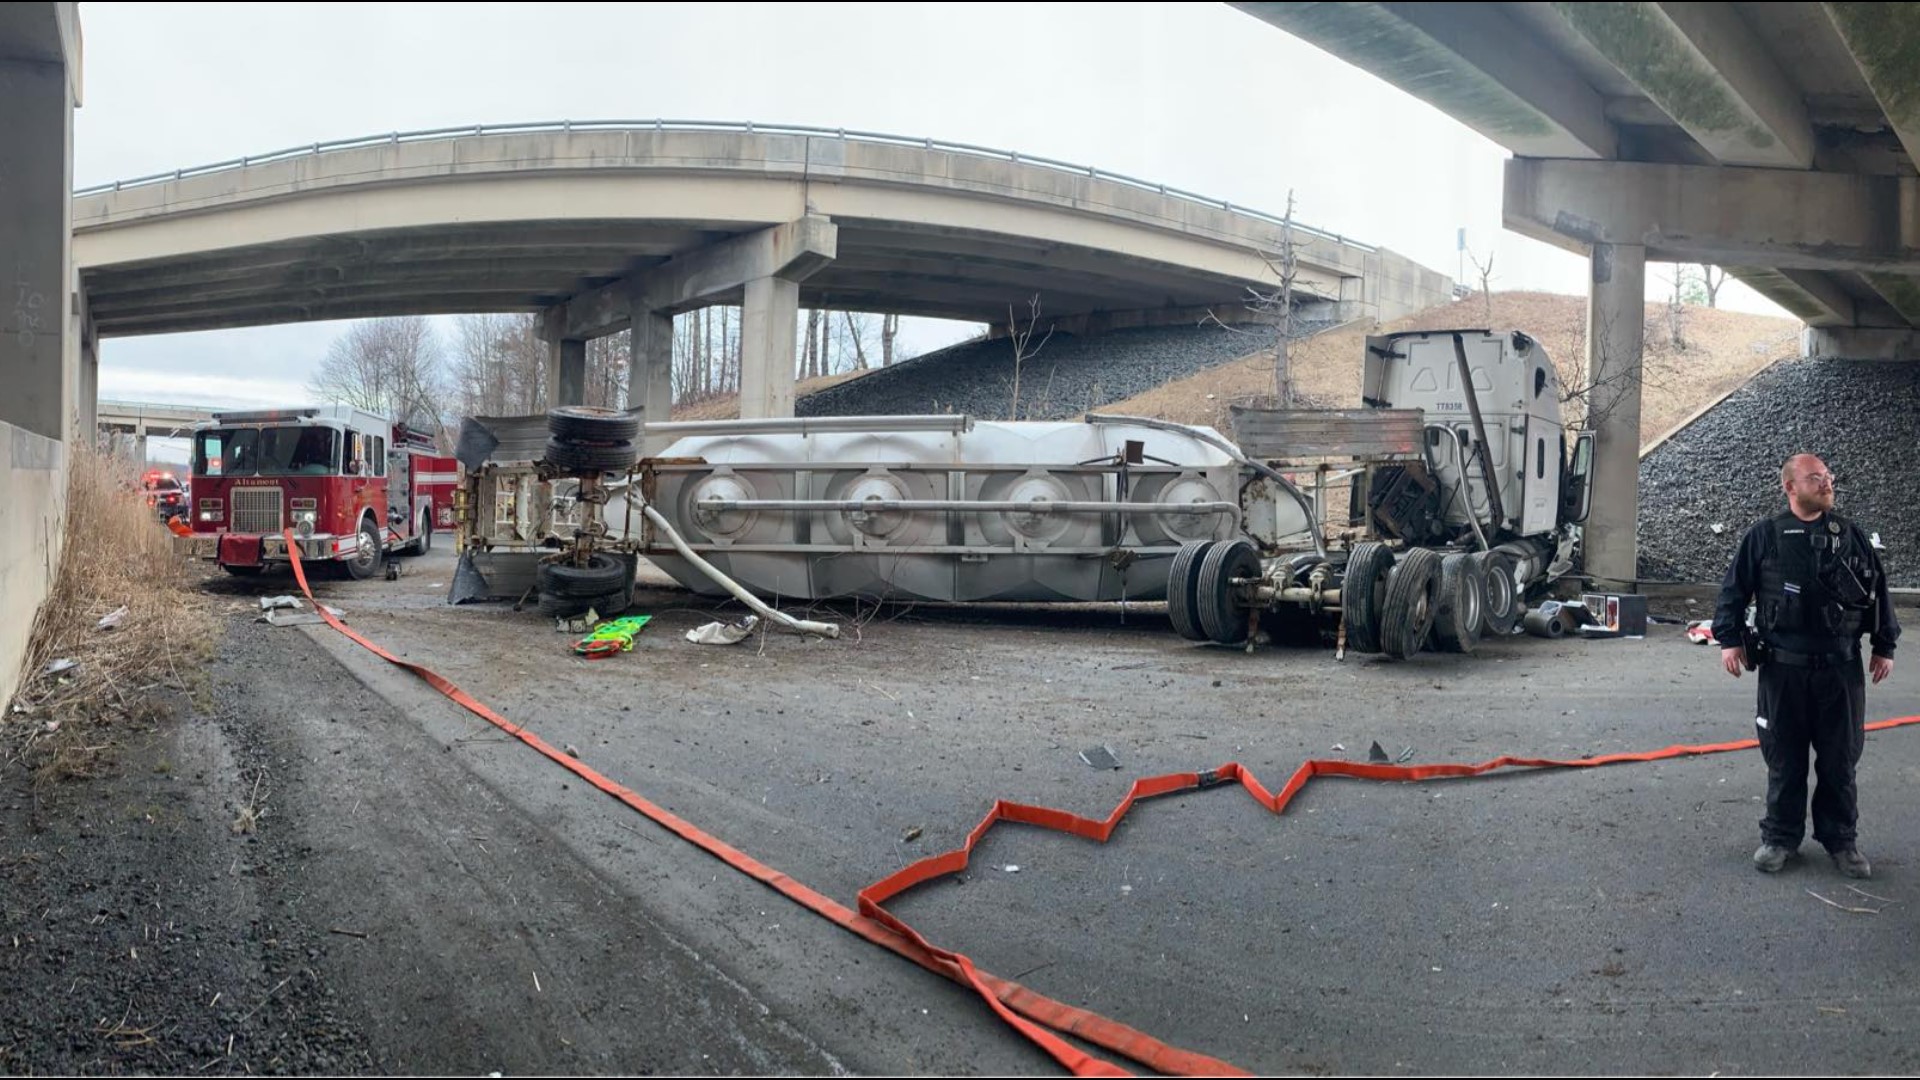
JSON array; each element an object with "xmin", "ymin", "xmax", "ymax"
[{"xmin": 1755, "ymin": 656, "xmax": 1867, "ymax": 851}]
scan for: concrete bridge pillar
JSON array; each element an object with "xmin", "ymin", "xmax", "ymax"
[
  {"xmin": 536, "ymin": 306, "xmax": 586, "ymax": 408},
  {"xmin": 1582, "ymin": 241, "xmax": 1645, "ymax": 588},
  {"xmin": 2, "ymin": 44, "xmax": 71, "ymax": 444},
  {"xmin": 739, "ymin": 276, "xmax": 801, "ymax": 420},
  {"xmin": 76, "ymin": 286, "xmax": 96, "ymax": 436},
  {"xmin": 1, "ymin": 2, "xmax": 78, "ymax": 711},
  {"xmin": 628, "ymin": 307, "xmax": 674, "ymax": 450}
]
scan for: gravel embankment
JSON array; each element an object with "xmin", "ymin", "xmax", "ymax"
[
  {"xmin": 798, "ymin": 322, "xmax": 1322, "ymax": 420},
  {"xmin": 1638, "ymin": 358, "xmax": 1920, "ymax": 585}
]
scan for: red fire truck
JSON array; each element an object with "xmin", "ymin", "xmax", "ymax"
[{"xmin": 174, "ymin": 405, "xmax": 460, "ymax": 578}]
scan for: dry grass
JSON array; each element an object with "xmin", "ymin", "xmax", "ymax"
[
  {"xmin": 5, "ymin": 445, "xmax": 218, "ymax": 784},
  {"xmin": 1102, "ymin": 291, "xmax": 1800, "ymax": 450}
]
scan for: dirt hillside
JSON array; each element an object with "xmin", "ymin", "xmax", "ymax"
[{"xmin": 1101, "ymin": 291, "xmax": 1801, "ymax": 451}]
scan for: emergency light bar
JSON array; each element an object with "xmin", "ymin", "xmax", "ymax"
[{"xmin": 208, "ymin": 407, "xmax": 321, "ymax": 424}]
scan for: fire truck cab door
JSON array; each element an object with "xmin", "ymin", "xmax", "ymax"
[{"xmin": 388, "ymin": 445, "xmax": 412, "ymax": 531}]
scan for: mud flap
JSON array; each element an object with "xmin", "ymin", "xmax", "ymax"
[{"xmin": 448, "ymin": 549, "xmax": 498, "ymax": 605}]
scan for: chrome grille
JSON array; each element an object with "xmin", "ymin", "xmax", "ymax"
[{"xmin": 230, "ymin": 487, "xmax": 284, "ymax": 535}]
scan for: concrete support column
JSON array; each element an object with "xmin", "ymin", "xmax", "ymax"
[
  {"xmin": 629, "ymin": 306, "xmax": 674, "ymax": 449},
  {"xmin": 75, "ymin": 286, "xmax": 96, "ymax": 437},
  {"xmin": 1582, "ymin": 241, "xmax": 1645, "ymax": 588},
  {"xmin": 1, "ymin": 54, "xmax": 72, "ymax": 442},
  {"xmin": 133, "ymin": 420, "xmax": 147, "ymax": 465},
  {"xmin": 739, "ymin": 275, "xmax": 800, "ymax": 419},
  {"xmin": 545, "ymin": 337, "xmax": 586, "ymax": 408}
]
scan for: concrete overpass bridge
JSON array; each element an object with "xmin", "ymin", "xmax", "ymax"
[
  {"xmin": 1237, "ymin": 1, "xmax": 1920, "ymax": 586},
  {"xmin": 70, "ymin": 122, "xmax": 1453, "ymax": 423},
  {"xmin": 95, "ymin": 399, "xmax": 217, "ymax": 460}
]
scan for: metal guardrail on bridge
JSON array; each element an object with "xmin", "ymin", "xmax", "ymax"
[{"xmin": 71, "ymin": 119, "xmax": 1376, "ymax": 253}]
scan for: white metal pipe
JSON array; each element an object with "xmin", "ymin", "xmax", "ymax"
[
  {"xmin": 695, "ymin": 498, "xmax": 1239, "ymax": 516},
  {"xmin": 644, "ymin": 415, "xmax": 973, "ymax": 437},
  {"xmin": 640, "ymin": 503, "xmax": 841, "ymax": 639}
]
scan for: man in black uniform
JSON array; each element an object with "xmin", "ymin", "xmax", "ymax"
[{"xmin": 1714, "ymin": 453, "xmax": 1897, "ymax": 878}]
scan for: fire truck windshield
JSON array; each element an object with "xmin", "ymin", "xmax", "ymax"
[{"xmin": 194, "ymin": 426, "xmax": 341, "ymax": 478}]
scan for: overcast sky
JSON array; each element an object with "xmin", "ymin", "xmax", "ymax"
[{"xmin": 79, "ymin": 0, "xmax": 1785, "ymax": 450}]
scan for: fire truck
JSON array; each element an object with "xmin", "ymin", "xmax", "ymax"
[{"xmin": 174, "ymin": 405, "xmax": 460, "ymax": 578}]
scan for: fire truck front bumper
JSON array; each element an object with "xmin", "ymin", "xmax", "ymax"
[{"xmin": 174, "ymin": 532, "xmax": 340, "ymax": 565}]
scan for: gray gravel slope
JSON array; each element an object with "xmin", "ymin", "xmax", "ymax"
[
  {"xmin": 799, "ymin": 322, "xmax": 1314, "ymax": 420},
  {"xmin": 1638, "ymin": 358, "xmax": 1920, "ymax": 586}
]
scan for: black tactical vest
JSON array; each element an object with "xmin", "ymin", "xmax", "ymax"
[{"xmin": 1756, "ymin": 511, "xmax": 1876, "ymax": 640}]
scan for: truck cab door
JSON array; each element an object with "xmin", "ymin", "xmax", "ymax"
[
  {"xmin": 1520, "ymin": 415, "xmax": 1561, "ymax": 535},
  {"xmin": 1560, "ymin": 431, "xmax": 1594, "ymax": 525}
]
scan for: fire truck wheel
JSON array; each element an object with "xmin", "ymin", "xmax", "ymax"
[
  {"xmin": 405, "ymin": 508, "xmax": 432, "ymax": 556},
  {"xmin": 544, "ymin": 438, "xmax": 638, "ymax": 475},
  {"xmin": 548, "ymin": 406, "xmax": 641, "ymax": 444},
  {"xmin": 345, "ymin": 519, "xmax": 384, "ymax": 580},
  {"xmin": 536, "ymin": 588, "xmax": 629, "ymax": 618},
  {"xmin": 537, "ymin": 552, "xmax": 630, "ymax": 598},
  {"xmin": 221, "ymin": 564, "xmax": 264, "ymax": 577}
]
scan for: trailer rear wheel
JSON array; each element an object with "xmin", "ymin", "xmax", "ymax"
[
  {"xmin": 545, "ymin": 437, "xmax": 638, "ymax": 475},
  {"xmin": 1197, "ymin": 538, "xmax": 1262, "ymax": 646},
  {"xmin": 1166, "ymin": 540, "xmax": 1213, "ymax": 642},
  {"xmin": 1475, "ymin": 550, "xmax": 1522, "ymax": 636},
  {"xmin": 548, "ymin": 405, "xmax": 641, "ymax": 443},
  {"xmin": 538, "ymin": 552, "xmax": 630, "ymax": 598},
  {"xmin": 536, "ymin": 588, "xmax": 628, "ymax": 619},
  {"xmin": 1341, "ymin": 542, "xmax": 1394, "ymax": 654},
  {"xmin": 1432, "ymin": 553, "xmax": 1486, "ymax": 654},
  {"xmin": 1380, "ymin": 547, "xmax": 1440, "ymax": 660}
]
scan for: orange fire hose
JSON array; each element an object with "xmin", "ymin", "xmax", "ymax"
[{"xmin": 283, "ymin": 532, "xmax": 1920, "ymax": 1076}]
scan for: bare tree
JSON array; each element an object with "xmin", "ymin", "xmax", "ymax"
[
  {"xmin": 803, "ymin": 309, "xmax": 823, "ymax": 379},
  {"xmin": 1700, "ymin": 264, "xmax": 1725, "ymax": 308},
  {"xmin": 882, "ymin": 313, "xmax": 900, "ymax": 367},
  {"xmin": 1555, "ymin": 308, "xmax": 1683, "ymax": 436},
  {"xmin": 1467, "ymin": 248, "xmax": 1496, "ymax": 326},
  {"xmin": 1667, "ymin": 269, "xmax": 1689, "ymax": 352},
  {"xmin": 1005, "ymin": 294, "xmax": 1054, "ymax": 421},
  {"xmin": 1220, "ymin": 188, "xmax": 1313, "ymax": 407},
  {"xmin": 449, "ymin": 313, "xmax": 545, "ymax": 417},
  {"xmin": 585, "ymin": 330, "xmax": 630, "ymax": 409},
  {"xmin": 310, "ymin": 316, "xmax": 447, "ymax": 432},
  {"xmin": 1266, "ymin": 191, "xmax": 1302, "ymax": 404},
  {"xmin": 843, "ymin": 311, "xmax": 870, "ymax": 371}
]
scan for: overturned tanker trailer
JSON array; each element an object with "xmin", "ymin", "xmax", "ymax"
[
  {"xmin": 618, "ymin": 414, "xmax": 1317, "ymax": 603},
  {"xmin": 451, "ymin": 329, "xmax": 1594, "ymax": 660}
]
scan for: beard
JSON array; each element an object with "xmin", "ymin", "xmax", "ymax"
[{"xmin": 1794, "ymin": 487, "xmax": 1835, "ymax": 515}]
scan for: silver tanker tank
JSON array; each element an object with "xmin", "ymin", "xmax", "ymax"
[{"xmin": 616, "ymin": 415, "xmax": 1302, "ymax": 604}]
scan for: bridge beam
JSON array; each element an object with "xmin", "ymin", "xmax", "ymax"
[
  {"xmin": 1729, "ymin": 267, "xmax": 1857, "ymax": 327},
  {"xmin": 1233, "ymin": 1, "xmax": 1616, "ymax": 159},
  {"xmin": 561, "ymin": 216, "xmax": 838, "ymax": 340},
  {"xmin": 1545, "ymin": 2, "xmax": 1813, "ymax": 168},
  {"xmin": 1503, "ymin": 156, "xmax": 1920, "ymax": 271}
]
